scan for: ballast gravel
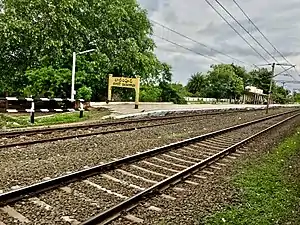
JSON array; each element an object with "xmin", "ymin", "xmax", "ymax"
[
  {"xmin": 0, "ymin": 108, "xmax": 296, "ymax": 192},
  {"xmin": 109, "ymin": 116, "xmax": 300, "ymax": 225}
]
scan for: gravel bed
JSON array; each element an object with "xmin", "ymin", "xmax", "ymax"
[
  {"xmin": 119, "ymin": 165, "xmax": 166, "ymax": 183},
  {"xmin": 36, "ymin": 189, "xmax": 100, "ymax": 223},
  {"xmin": 107, "ymin": 170, "xmax": 154, "ymax": 189},
  {"xmin": 135, "ymin": 161, "xmax": 178, "ymax": 176},
  {"xmin": 120, "ymin": 121, "xmax": 274, "ymax": 182},
  {"xmin": 9, "ymin": 200, "xmax": 67, "ymax": 224},
  {"xmin": 0, "ymin": 210, "xmax": 17, "ymax": 225},
  {"xmin": 33, "ymin": 182, "xmax": 123, "ymax": 223},
  {"xmin": 157, "ymin": 154, "xmax": 195, "ymax": 167},
  {"xmin": 0, "ymin": 107, "xmax": 277, "ymax": 133},
  {"xmin": 0, "ymin": 108, "xmax": 273, "ymax": 144},
  {"xmin": 0, "ymin": 117, "xmax": 201, "ymax": 146},
  {"xmin": 113, "ymin": 115, "xmax": 300, "ymax": 225},
  {"xmin": 88, "ymin": 175, "xmax": 139, "ymax": 197},
  {"xmin": 0, "ymin": 108, "xmax": 296, "ymax": 192},
  {"xmin": 0, "ymin": 108, "xmax": 291, "ymax": 146},
  {"xmin": 0, "ymin": 113, "xmax": 298, "ymax": 224},
  {"xmin": 145, "ymin": 157, "xmax": 189, "ymax": 171}
]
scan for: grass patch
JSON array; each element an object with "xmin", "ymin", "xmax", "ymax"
[
  {"xmin": 201, "ymin": 130, "xmax": 300, "ymax": 225},
  {"xmin": 0, "ymin": 109, "xmax": 110, "ymax": 129}
]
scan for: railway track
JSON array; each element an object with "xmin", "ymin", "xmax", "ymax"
[
  {"xmin": 0, "ymin": 110, "xmax": 298, "ymax": 224},
  {"xmin": 0, "ymin": 107, "xmax": 283, "ymax": 149},
  {"xmin": 1, "ymin": 108, "xmax": 254, "ymax": 138}
]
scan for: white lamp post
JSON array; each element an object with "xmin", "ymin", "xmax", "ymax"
[{"xmin": 71, "ymin": 49, "xmax": 96, "ymax": 101}]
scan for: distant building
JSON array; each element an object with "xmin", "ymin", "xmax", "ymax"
[{"xmin": 244, "ymin": 86, "xmax": 266, "ymax": 104}]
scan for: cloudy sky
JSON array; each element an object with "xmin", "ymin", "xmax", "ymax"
[{"xmin": 137, "ymin": 0, "xmax": 300, "ymax": 91}]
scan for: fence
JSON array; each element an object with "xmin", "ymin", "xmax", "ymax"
[
  {"xmin": 0, "ymin": 97, "xmax": 85, "ymax": 123},
  {"xmin": 184, "ymin": 97, "xmax": 231, "ymax": 103}
]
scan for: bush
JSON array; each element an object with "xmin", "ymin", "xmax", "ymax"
[
  {"xmin": 140, "ymin": 85, "xmax": 162, "ymax": 102},
  {"xmin": 160, "ymin": 83, "xmax": 187, "ymax": 104},
  {"xmin": 77, "ymin": 86, "xmax": 93, "ymax": 101}
]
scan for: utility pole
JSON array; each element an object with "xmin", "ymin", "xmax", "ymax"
[
  {"xmin": 71, "ymin": 52, "xmax": 76, "ymax": 102},
  {"xmin": 258, "ymin": 63, "xmax": 296, "ymax": 114},
  {"xmin": 71, "ymin": 49, "xmax": 96, "ymax": 101},
  {"xmin": 266, "ymin": 63, "xmax": 275, "ymax": 114}
]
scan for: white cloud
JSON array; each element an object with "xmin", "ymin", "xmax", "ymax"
[{"xmin": 138, "ymin": 0, "xmax": 300, "ymax": 89}]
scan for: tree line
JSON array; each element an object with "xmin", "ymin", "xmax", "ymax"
[
  {"xmin": 186, "ymin": 64, "xmax": 291, "ymax": 104},
  {"xmin": 140, "ymin": 64, "xmax": 293, "ymax": 104},
  {"xmin": 0, "ymin": 0, "xmax": 294, "ymax": 104},
  {"xmin": 0, "ymin": 0, "xmax": 174, "ymax": 101}
]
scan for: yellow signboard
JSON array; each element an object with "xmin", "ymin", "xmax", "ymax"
[
  {"xmin": 110, "ymin": 77, "xmax": 137, "ymax": 88},
  {"xmin": 108, "ymin": 74, "xmax": 140, "ymax": 109}
]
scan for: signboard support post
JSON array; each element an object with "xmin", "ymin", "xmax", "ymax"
[{"xmin": 135, "ymin": 76, "xmax": 140, "ymax": 109}]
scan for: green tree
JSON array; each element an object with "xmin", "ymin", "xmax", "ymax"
[
  {"xmin": 272, "ymin": 85, "xmax": 290, "ymax": 104},
  {"xmin": 0, "ymin": 0, "xmax": 169, "ymax": 98},
  {"xmin": 231, "ymin": 64, "xmax": 250, "ymax": 87},
  {"xmin": 249, "ymin": 68, "xmax": 273, "ymax": 94},
  {"xmin": 293, "ymin": 92, "xmax": 300, "ymax": 103},
  {"xmin": 23, "ymin": 67, "xmax": 72, "ymax": 98},
  {"xmin": 160, "ymin": 63, "xmax": 172, "ymax": 84},
  {"xmin": 186, "ymin": 72, "xmax": 207, "ymax": 97},
  {"xmin": 206, "ymin": 64, "xmax": 244, "ymax": 101}
]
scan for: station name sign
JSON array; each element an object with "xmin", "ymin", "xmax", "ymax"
[{"xmin": 110, "ymin": 77, "xmax": 137, "ymax": 88}]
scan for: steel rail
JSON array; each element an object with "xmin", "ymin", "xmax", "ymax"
[
  {"xmin": 0, "ymin": 118, "xmax": 202, "ymax": 149},
  {"xmin": 81, "ymin": 113, "xmax": 300, "ymax": 225},
  {"xmin": 0, "ymin": 107, "xmax": 277, "ymax": 138},
  {"xmin": 0, "ymin": 110, "xmax": 296, "ymax": 206}
]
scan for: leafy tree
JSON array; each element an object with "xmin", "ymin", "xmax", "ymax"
[
  {"xmin": 249, "ymin": 68, "xmax": 272, "ymax": 94},
  {"xmin": 206, "ymin": 64, "xmax": 243, "ymax": 101},
  {"xmin": 231, "ymin": 64, "xmax": 251, "ymax": 87},
  {"xmin": 186, "ymin": 72, "xmax": 207, "ymax": 97},
  {"xmin": 293, "ymin": 92, "xmax": 300, "ymax": 103},
  {"xmin": 272, "ymin": 85, "xmax": 290, "ymax": 104},
  {"xmin": 23, "ymin": 67, "xmax": 72, "ymax": 98},
  {"xmin": 160, "ymin": 63, "xmax": 172, "ymax": 83},
  {"xmin": 0, "ymin": 0, "xmax": 169, "ymax": 98},
  {"xmin": 171, "ymin": 83, "xmax": 189, "ymax": 98}
]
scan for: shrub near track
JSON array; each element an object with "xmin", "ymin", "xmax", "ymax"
[{"xmin": 201, "ymin": 129, "xmax": 300, "ymax": 225}]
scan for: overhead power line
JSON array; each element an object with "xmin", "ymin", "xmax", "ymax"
[
  {"xmin": 212, "ymin": 0, "xmax": 296, "ymax": 79},
  {"xmin": 203, "ymin": 0, "xmax": 269, "ymax": 65},
  {"xmin": 231, "ymin": 0, "xmax": 300, "ymax": 79},
  {"xmin": 152, "ymin": 34, "xmax": 225, "ymax": 64},
  {"xmin": 151, "ymin": 19, "xmax": 251, "ymax": 66},
  {"xmin": 232, "ymin": 0, "xmax": 294, "ymax": 65}
]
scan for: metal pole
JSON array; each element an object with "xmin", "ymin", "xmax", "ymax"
[
  {"xmin": 30, "ymin": 100, "xmax": 35, "ymax": 124},
  {"xmin": 266, "ymin": 63, "xmax": 275, "ymax": 114},
  {"xmin": 71, "ymin": 52, "xmax": 76, "ymax": 101}
]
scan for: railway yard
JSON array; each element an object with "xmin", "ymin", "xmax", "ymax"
[{"xmin": 0, "ymin": 106, "xmax": 299, "ymax": 224}]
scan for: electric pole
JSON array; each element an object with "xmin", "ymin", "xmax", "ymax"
[
  {"xmin": 266, "ymin": 63, "xmax": 275, "ymax": 114},
  {"xmin": 258, "ymin": 63, "xmax": 296, "ymax": 114}
]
